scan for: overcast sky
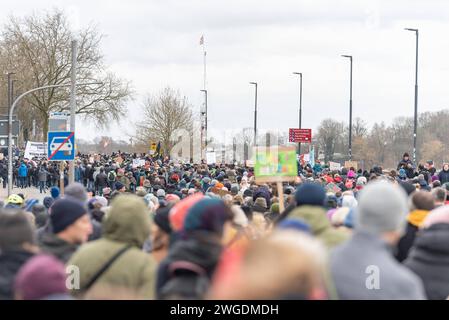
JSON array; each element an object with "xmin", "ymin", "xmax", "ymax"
[{"xmin": 2, "ymin": 0, "xmax": 449, "ymax": 142}]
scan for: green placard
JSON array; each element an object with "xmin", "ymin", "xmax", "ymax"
[{"xmin": 254, "ymin": 146, "xmax": 298, "ymax": 182}]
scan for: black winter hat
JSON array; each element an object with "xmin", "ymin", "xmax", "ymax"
[
  {"xmin": 50, "ymin": 198, "xmax": 87, "ymax": 234},
  {"xmin": 154, "ymin": 206, "xmax": 172, "ymax": 234},
  {"xmin": 295, "ymin": 183, "xmax": 326, "ymax": 207}
]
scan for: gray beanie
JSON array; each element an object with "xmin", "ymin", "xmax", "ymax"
[
  {"xmin": 64, "ymin": 182, "xmax": 88, "ymax": 204},
  {"xmin": 355, "ymin": 181, "xmax": 408, "ymax": 234}
]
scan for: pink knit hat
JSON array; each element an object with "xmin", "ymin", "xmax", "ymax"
[
  {"xmin": 14, "ymin": 255, "xmax": 67, "ymax": 300},
  {"xmin": 422, "ymin": 206, "xmax": 449, "ymax": 229}
]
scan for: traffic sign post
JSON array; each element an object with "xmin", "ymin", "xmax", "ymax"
[
  {"xmin": 47, "ymin": 131, "xmax": 75, "ymax": 161},
  {"xmin": 289, "ymin": 128, "xmax": 312, "ymax": 143}
]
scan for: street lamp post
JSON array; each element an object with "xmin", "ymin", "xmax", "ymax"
[
  {"xmin": 405, "ymin": 28, "xmax": 419, "ymax": 164},
  {"xmin": 293, "ymin": 72, "xmax": 303, "ymax": 154},
  {"xmin": 341, "ymin": 55, "xmax": 353, "ymax": 161},
  {"xmin": 249, "ymin": 82, "xmax": 258, "ymax": 146},
  {"xmin": 7, "ymin": 82, "xmax": 100, "ymax": 196},
  {"xmin": 200, "ymin": 89, "xmax": 208, "ymax": 151}
]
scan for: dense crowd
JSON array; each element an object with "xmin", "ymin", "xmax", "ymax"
[{"xmin": 1, "ymin": 151, "xmax": 449, "ymax": 300}]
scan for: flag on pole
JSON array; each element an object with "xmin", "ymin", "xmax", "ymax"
[{"xmin": 199, "ymin": 35, "xmax": 204, "ymax": 45}]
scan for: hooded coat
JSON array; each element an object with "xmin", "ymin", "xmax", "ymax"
[
  {"xmin": 288, "ymin": 205, "xmax": 349, "ymax": 249},
  {"xmin": 0, "ymin": 250, "xmax": 34, "ymax": 300},
  {"xmin": 68, "ymin": 195, "xmax": 156, "ymax": 299},
  {"xmin": 404, "ymin": 223, "xmax": 449, "ymax": 300},
  {"xmin": 38, "ymin": 233, "xmax": 79, "ymax": 264}
]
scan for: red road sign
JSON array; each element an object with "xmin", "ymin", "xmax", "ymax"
[{"xmin": 289, "ymin": 128, "xmax": 312, "ymax": 143}]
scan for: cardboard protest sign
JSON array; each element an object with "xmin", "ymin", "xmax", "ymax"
[
  {"xmin": 329, "ymin": 161, "xmax": 341, "ymax": 171},
  {"xmin": 344, "ymin": 161, "xmax": 358, "ymax": 170},
  {"xmin": 254, "ymin": 146, "xmax": 298, "ymax": 183}
]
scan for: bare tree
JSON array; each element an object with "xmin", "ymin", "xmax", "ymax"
[
  {"xmin": 0, "ymin": 9, "xmax": 132, "ymax": 137},
  {"xmin": 316, "ymin": 119, "xmax": 345, "ymax": 162},
  {"xmin": 136, "ymin": 87, "xmax": 194, "ymax": 156}
]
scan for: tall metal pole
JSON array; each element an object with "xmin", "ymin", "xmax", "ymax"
[
  {"xmin": 293, "ymin": 72, "xmax": 303, "ymax": 153},
  {"xmin": 250, "ymin": 82, "xmax": 258, "ymax": 146},
  {"xmin": 342, "ymin": 55, "xmax": 353, "ymax": 161},
  {"xmin": 405, "ymin": 28, "xmax": 419, "ymax": 164},
  {"xmin": 69, "ymin": 40, "xmax": 77, "ymax": 185}
]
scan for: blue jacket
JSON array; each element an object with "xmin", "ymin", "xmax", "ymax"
[{"xmin": 18, "ymin": 164, "xmax": 28, "ymax": 177}]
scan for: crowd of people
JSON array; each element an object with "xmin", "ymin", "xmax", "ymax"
[{"xmin": 1, "ymin": 150, "xmax": 449, "ymax": 300}]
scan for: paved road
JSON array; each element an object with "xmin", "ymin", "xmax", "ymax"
[{"xmin": 0, "ymin": 186, "xmax": 50, "ymax": 202}]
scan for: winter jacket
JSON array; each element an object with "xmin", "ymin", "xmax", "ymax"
[
  {"xmin": 38, "ymin": 168, "xmax": 48, "ymax": 182},
  {"xmin": 38, "ymin": 233, "xmax": 80, "ymax": 264},
  {"xmin": 156, "ymin": 235, "xmax": 222, "ymax": 299},
  {"xmin": 95, "ymin": 172, "xmax": 108, "ymax": 188},
  {"xmin": 18, "ymin": 164, "xmax": 28, "ymax": 177},
  {"xmin": 404, "ymin": 223, "xmax": 449, "ymax": 300},
  {"xmin": 0, "ymin": 250, "xmax": 34, "ymax": 300},
  {"xmin": 288, "ymin": 205, "xmax": 349, "ymax": 249},
  {"xmin": 68, "ymin": 196, "xmax": 156, "ymax": 299},
  {"xmin": 438, "ymin": 169, "xmax": 449, "ymax": 184},
  {"xmin": 396, "ymin": 210, "xmax": 430, "ymax": 262},
  {"xmin": 397, "ymin": 159, "xmax": 413, "ymax": 170},
  {"xmin": 330, "ymin": 231, "xmax": 426, "ymax": 299}
]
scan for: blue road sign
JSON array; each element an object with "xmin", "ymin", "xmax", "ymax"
[{"xmin": 47, "ymin": 131, "xmax": 75, "ymax": 161}]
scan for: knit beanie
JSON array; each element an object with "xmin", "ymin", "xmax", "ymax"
[
  {"xmin": 295, "ymin": 183, "xmax": 326, "ymax": 207},
  {"xmin": 154, "ymin": 206, "xmax": 172, "ymax": 234},
  {"xmin": 50, "ymin": 198, "xmax": 87, "ymax": 233},
  {"xmin": 50, "ymin": 187, "xmax": 60, "ymax": 200},
  {"xmin": 183, "ymin": 198, "xmax": 231, "ymax": 237},
  {"xmin": 65, "ymin": 183, "xmax": 88, "ymax": 203},
  {"xmin": 14, "ymin": 255, "xmax": 67, "ymax": 300},
  {"xmin": 423, "ymin": 206, "xmax": 449, "ymax": 228},
  {"xmin": 355, "ymin": 181, "xmax": 408, "ymax": 234}
]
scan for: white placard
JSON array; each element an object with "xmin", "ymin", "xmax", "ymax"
[
  {"xmin": 24, "ymin": 141, "xmax": 48, "ymax": 159},
  {"xmin": 206, "ymin": 152, "xmax": 216, "ymax": 164},
  {"xmin": 329, "ymin": 161, "xmax": 341, "ymax": 171}
]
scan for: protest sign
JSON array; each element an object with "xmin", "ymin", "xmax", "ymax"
[
  {"xmin": 206, "ymin": 151, "xmax": 216, "ymax": 164},
  {"xmin": 329, "ymin": 161, "xmax": 341, "ymax": 171},
  {"xmin": 24, "ymin": 141, "xmax": 48, "ymax": 159},
  {"xmin": 254, "ymin": 146, "xmax": 298, "ymax": 183}
]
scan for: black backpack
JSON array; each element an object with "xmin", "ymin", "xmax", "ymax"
[{"xmin": 159, "ymin": 260, "xmax": 210, "ymax": 300}]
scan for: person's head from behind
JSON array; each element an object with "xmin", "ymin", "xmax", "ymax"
[
  {"xmin": 209, "ymin": 230, "xmax": 327, "ymax": 300},
  {"xmin": 182, "ymin": 198, "xmax": 233, "ymax": 243},
  {"xmin": 31, "ymin": 204, "xmax": 48, "ymax": 229},
  {"xmin": 432, "ymin": 187, "xmax": 447, "ymax": 206},
  {"xmin": 409, "ymin": 191, "xmax": 435, "ymax": 212},
  {"xmin": 50, "ymin": 198, "xmax": 92, "ymax": 244},
  {"xmin": 0, "ymin": 210, "xmax": 37, "ymax": 253},
  {"xmin": 355, "ymin": 181, "xmax": 408, "ymax": 245},
  {"xmin": 64, "ymin": 182, "xmax": 88, "ymax": 204},
  {"xmin": 14, "ymin": 254, "xmax": 68, "ymax": 300}
]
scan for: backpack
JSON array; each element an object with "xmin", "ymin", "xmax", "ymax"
[
  {"xmin": 108, "ymin": 171, "xmax": 116, "ymax": 182},
  {"xmin": 159, "ymin": 261, "xmax": 210, "ymax": 300}
]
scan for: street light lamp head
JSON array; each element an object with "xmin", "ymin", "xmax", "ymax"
[
  {"xmin": 249, "ymin": 82, "xmax": 257, "ymax": 85},
  {"xmin": 293, "ymin": 72, "xmax": 302, "ymax": 75},
  {"xmin": 405, "ymin": 28, "xmax": 418, "ymax": 32},
  {"xmin": 341, "ymin": 55, "xmax": 352, "ymax": 58}
]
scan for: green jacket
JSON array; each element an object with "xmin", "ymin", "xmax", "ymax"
[
  {"xmin": 288, "ymin": 205, "xmax": 349, "ymax": 249},
  {"xmin": 288, "ymin": 205, "xmax": 349, "ymax": 300},
  {"xmin": 68, "ymin": 195, "xmax": 156, "ymax": 299}
]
